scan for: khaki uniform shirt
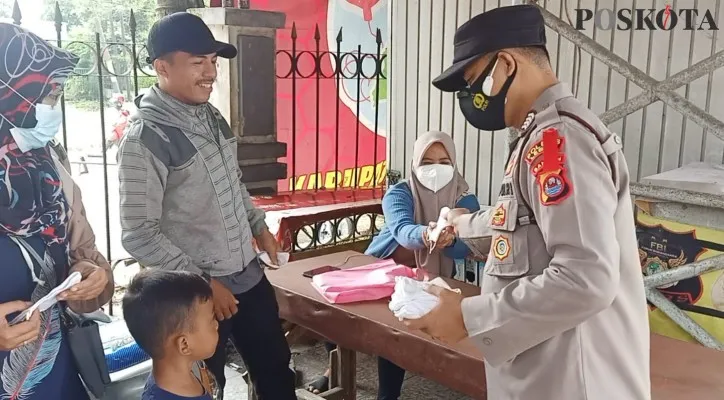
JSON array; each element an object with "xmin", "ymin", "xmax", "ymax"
[{"xmin": 457, "ymin": 83, "xmax": 651, "ymax": 400}]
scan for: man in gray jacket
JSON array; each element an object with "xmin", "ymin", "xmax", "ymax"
[{"xmin": 118, "ymin": 12, "xmax": 296, "ymax": 399}]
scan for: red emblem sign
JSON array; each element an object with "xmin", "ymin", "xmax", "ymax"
[{"xmin": 530, "ymin": 127, "xmax": 572, "ymax": 206}]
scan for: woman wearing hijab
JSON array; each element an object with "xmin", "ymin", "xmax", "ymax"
[
  {"xmin": 0, "ymin": 23, "xmax": 113, "ymax": 399},
  {"xmin": 307, "ymin": 131, "xmax": 481, "ymax": 399}
]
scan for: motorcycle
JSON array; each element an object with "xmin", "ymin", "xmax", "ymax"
[{"xmin": 106, "ymin": 95, "xmax": 130, "ymax": 151}]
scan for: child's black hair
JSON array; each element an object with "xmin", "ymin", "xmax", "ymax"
[{"xmin": 122, "ymin": 269, "xmax": 212, "ymax": 359}]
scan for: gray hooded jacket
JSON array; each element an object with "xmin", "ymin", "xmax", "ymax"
[{"xmin": 118, "ymin": 85, "xmax": 265, "ymax": 277}]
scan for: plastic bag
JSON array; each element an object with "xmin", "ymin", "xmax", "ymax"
[{"xmin": 388, "ymin": 276, "xmax": 461, "ymax": 320}]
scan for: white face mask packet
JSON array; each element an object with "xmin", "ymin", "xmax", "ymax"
[{"xmin": 258, "ymin": 251, "xmax": 290, "ymax": 269}]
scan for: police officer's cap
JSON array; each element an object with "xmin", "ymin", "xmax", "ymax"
[{"xmin": 432, "ymin": 4, "xmax": 547, "ymax": 93}]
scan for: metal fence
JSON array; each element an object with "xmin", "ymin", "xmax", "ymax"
[
  {"xmin": 276, "ymin": 23, "xmax": 388, "ymax": 192},
  {"xmin": 388, "ymin": 0, "xmax": 724, "ymax": 206},
  {"xmin": 9, "ymin": 1, "xmax": 389, "ymax": 266},
  {"xmin": 532, "ymin": 1, "xmax": 724, "ymax": 351},
  {"xmin": 10, "ymin": 2, "xmax": 158, "ymax": 265},
  {"xmin": 274, "ymin": 23, "xmax": 388, "ymax": 255}
]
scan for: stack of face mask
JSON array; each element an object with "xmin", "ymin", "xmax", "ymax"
[
  {"xmin": 258, "ymin": 251, "xmax": 290, "ymax": 269},
  {"xmin": 388, "ymin": 276, "xmax": 461, "ymax": 320}
]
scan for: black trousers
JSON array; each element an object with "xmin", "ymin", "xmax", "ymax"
[
  {"xmin": 324, "ymin": 342, "xmax": 405, "ymax": 400},
  {"xmin": 205, "ymin": 275, "xmax": 296, "ymax": 400}
]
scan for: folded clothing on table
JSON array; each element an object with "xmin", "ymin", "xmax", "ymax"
[{"xmin": 311, "ymin": 259, "xmax": 419, "ymax": 304}]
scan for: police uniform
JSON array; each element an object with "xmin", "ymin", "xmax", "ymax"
[{"xmin": 432, "ymin": 5, "xmax": 651, "ymax": 400}]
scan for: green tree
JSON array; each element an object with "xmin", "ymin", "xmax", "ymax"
[
  {"xmin": 43, "ymin": 0, "xmax": 159, "ymax": 107},
  {"xmin": 45, "ymin": 0, "xmax": 157, "ymax": 40},
  {"xmin": 1, "ymin": 0, "xmax": 15, "ymax": 20}
]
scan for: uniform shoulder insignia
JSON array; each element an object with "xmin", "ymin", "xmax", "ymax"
[{"xmin": 527, "ymin": 127, "xmax": 572, "ymax": 206}]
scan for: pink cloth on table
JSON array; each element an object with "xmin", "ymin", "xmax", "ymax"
[{"xmin": 311, "ymin": 259, "xmax": 419, "ymax": 304}]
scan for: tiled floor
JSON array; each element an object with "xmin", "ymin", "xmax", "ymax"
[{"xmin": 223, "ymin": 342, "xmax": 471, "ymax": 400}]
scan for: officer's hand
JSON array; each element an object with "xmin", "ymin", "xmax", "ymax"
[
  {"xmin": 445, "ymin": 208, "xmax": 470, "ymax": 233},
  {"xmin": 403, "ymin": 285, "xmax": 468, "ymax": 344}
]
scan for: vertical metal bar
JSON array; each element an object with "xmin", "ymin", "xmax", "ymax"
[
  {"xmin": 387, "ymin": 0, "xmax": 394, "ymax": 186},
  {"xmin": 586, "ymin": 0, "xmax": 599, "ymax": 110},
  {"xmin": 415, "ymin": 0, "xmax": 422, "ymax": 141},
  {"xmin": 96, "ymin": 33, "xmax": 111, "ymax": 262},
  {"xmin": 604, "ymin": 0, "xmax": 617, "ymax": 112},
  {"xmin": 487, "ymin": 0, "xmax": 502, "ymax": 206},
  {"xmin": 11, "ymin": 0, "xmax": 21, "ymax": 25},
  {"xmin": 554, "ymin": 0, "xmax": 563, "ymax": 77},
  {"xmin": 426, "ymin": 0, "xmax": 435, "ymax": 131},
  {"xmin": 335, "ymin": 28, "xmax": 342, "ymax": 190},
  {"xmin": 373, "ymin": 29, "xmax": 382, "ymax": 190},
  {"xmin": 291, "ymin": 23, "xmax": 298, "ymax": 192},
  {"xmin": 635, "ymin": 0, "xmax": 656, "ymax": 182},
  {"xmin": 657, "ymin": 0, "xmax": 677, "ymax": 174},
  {"xmin": 130, "ymin": 10, "xmax": 139, "ymax": 97},
  {"xmin": 621, "ymin": 0, "xmax": 637, "ymax": 148},
  {"xmin": 461, "ymin": 0, "xmax": 473, "ymax": 178},
  {"xmin": 333, "ymin": 29, "xmax": 341, "ymax": 245},
  {"xmin": 701, "ymin": 0, "xmax": 720, "ymax": 161},
  {"xmin": 54, "ymin": 2, "xmax": 68, "ymax": 152},
  {"xmin": 448, "ymin": 0, "xmax": 459, "ymax": 143},
  {"xmin": 437, "ymin": 1, "xmax": 445, "ymax": 133},
  {"xmin": 314, "ymin": 24, "xmax": 321, "ymax": 191},
  {"xmin": 354, "ymin": 44, "xmax": 362, "ymax": 189},
  {"xmin": 404, "ymin": 2, "xmax": 410, "ymax": 179},
  {"xmin": 678, "ymin": 0, "xmax": 698, "ymax": 167}
]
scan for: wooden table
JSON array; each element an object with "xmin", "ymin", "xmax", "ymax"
[
  {"xmin": 267, "ymin": 251, "xmax": 488, "ymax": 399},
  {"xmin": 266, "ymin": 251, "xmax": 724, "ymax": 400}
]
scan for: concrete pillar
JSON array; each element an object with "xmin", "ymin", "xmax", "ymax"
[
  {"xmin": 190, "ymin": 7, "xmax": 288, "ymax": 195},
  {"xmin": 156, "ymin": 0, "xmax": 204, "ymax": 18}
]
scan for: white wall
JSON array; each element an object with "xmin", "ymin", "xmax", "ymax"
[{"xmin": 388, "ymin": 0, "xmax": 724, "ymax": 206}]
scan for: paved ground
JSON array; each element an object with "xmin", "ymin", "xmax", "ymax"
[{"xmin": 223, "ymin": 341, "xmax": 471, "ymax": 400}]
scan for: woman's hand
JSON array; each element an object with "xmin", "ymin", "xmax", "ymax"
[
  {"xmin": 445, "ymin": 208, "xmax": 472, "ymax": 234},
  {"xmin": 425, "ymin": 222, "xmax": 455, "ymax": 250},
  {"xmin": 0, "ymin": 301, "xmax": 41, "ymax": 351},
  {"xmin": 436, "ymin": 226, "xmax": 456, "ymax": 249},
  {"xmin": 58, "ymin": 260, "xmax": 109, "ymax": 302}
]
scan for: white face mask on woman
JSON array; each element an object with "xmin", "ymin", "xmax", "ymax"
[
  {"xmin": 414, "ymin": 164, "xmax": 454, "ymax": 193},
  {"xmin": 8, "ymin": 104, "xmax": 63, "ymax": 152}
]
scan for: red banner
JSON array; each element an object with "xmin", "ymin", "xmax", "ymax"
[{"xmin": 249, "ymin": 0, "xmax": 389, "ymax": 192}]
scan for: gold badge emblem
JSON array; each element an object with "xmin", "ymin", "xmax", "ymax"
[{"xmin": 493, "ymin": 235, "xmax": 511, "ymax": 261}]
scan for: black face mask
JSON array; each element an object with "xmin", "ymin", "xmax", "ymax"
[{"xmin": 457, "ymin": 54, "xmax": 517, "ymax": 131}]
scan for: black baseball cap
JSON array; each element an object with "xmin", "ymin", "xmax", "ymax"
[
  {"xmin": 432, "ymin": 5, "xmax": 547, "ymax": 92},
  {"xmin": 146, "ymin": 12, "xmax": 238, "ymax": 63}
]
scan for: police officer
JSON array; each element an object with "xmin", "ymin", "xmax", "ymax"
[{"xmin": 404, "ymin": 5, "xmax": 651, "ymax": 400}]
